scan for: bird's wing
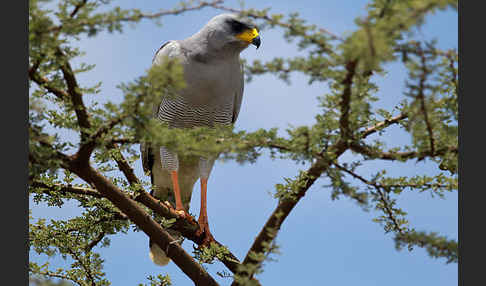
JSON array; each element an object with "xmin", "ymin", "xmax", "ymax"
[
  {"xmin": 152, "ymin": 40, "xmax": 183, "ymax": 65},
  {"xmin": 141, "ymin": 40, "xmax": 183, "ymax": 175},
  {"xmin": 140, "ymin": 141, "xmax": 153, "ymax": 175},
  {"xmin": 232, "ymin": 61, "xmax": 245, "ymax": 124}
]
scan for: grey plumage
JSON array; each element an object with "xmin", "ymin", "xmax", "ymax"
[{"xmin": 140, "ymin": 13, "xmax": 260, "ymax": 266}]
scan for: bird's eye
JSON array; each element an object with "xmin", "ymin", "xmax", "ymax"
[{"xmin": 227, "ymin": 19, "xmax": 247, "ymax": 33}]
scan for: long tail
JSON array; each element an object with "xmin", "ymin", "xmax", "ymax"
[
  {"xmin": 144, "ymin": 147, "xmax": 199, "ymax": 266},
  {"xmin": 149, "ymin": 238, "xmax": 170, "ymax": 266},
  {"xmin": 149, "ymin": 229, "xmax": 184, "ymax": 266}
]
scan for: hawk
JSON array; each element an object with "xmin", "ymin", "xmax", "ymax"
[{"xmin": 141, "ymin": 13, "xmax": 261, "ymax": 266}]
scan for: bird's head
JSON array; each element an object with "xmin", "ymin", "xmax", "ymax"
[{"xmin": 202, "ymin": 13, "xmax": 261, "ymax": 52}]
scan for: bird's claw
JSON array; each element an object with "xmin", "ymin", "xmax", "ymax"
[
  {"xmin": 195, "ymin": 220, "xmax": 215, "ymax": 247},
  {"xmin": 163, "ymin": 201, "xmax": 173, "ymax": 209},
  {"xmin": 163, "ymin": 201, "xmax": 192, "ymax": 220},
  {"xmin": 197, "ymin": 231, "xmax": 215, "ymax": 248},
  {"xmin": 201, "ymin": 233, "xmax": 215, "ymax": 247},
  {"xmin": 175, "ymin": 209, "xmax": 191, "ymax": 220}
]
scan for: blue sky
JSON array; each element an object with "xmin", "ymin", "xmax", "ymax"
[{"xmin": 30, "ymin": 1, "xmax": 458, "ymax": 285}]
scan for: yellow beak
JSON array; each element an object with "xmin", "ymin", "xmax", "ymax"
[{"xmin": 236, "ymin": 28, "xmax": 259, "ymax": 44}]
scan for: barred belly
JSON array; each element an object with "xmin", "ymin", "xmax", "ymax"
[
  {"xmin": 155, "ymin": 95, "xmax": 233, "ymax": 175},
  {"xmin": 157, "ymin": 95, "xmax": 234, "ymax": 128}
]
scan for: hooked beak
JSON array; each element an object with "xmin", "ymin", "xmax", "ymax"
[
  {"xmin": 236, "ymin": 28, "xmax": 261, "ymax": 49},
  {"xmin": 252, "ymin": 35, "xmax": 261, "ymax": 49}
]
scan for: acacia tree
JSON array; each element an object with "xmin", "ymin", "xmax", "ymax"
[{"xmin": 29, "ymin": 0, "xmax": 458, "ymax": 285}]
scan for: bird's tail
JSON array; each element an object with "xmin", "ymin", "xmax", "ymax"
[{"xmin": 149, "ymin": 228, "xmax": 185, "ymax": 266}]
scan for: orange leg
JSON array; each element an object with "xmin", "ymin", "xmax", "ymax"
[
  {"xmin": 197, "ymin": 178, "xmax": 214, "ymax": 245},
  {"xmin": 170, "ymin": 170, "xmax": 185, "ymax": 213}
]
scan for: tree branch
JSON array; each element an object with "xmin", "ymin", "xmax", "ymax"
[
  {"xmin": 55, "ymin": 47, "xmax": 92, "ymax": 142},
  {"xmin": 360, "ymin": 113, "xmax": 408, "ymax": 139},
  {"xmin": 108, "ymin": 143, "xmax": 141, "ymax": 186},
  {"xmin": 232, "ymin": 59, "xmax": 361, "ymax": 284},
  {"xmin": 70, "ymin": 0, "xmax": 88, "ymax": 18},
  {"xmin": 332, "ymin": 162, "xmax": 407, "ymax": 234},
  {"xmin": 135, "ymin": 191, "xmax": 244, "ymax": 275},
  {"xmin": 31, "ymin": 136, "xmax": 219, "ymax": 285},
  {"xmin": 212, "ymin": 5, "xmax": 342, "ymax": 42},
  {"xmin": 121, "ymin": 0, "xmax": 224, "ymax": 21},
  {"xmin": 103, "ymin": 138, "xmax": 261, "ymax": 278},
  {"xmin": 46, "ymin": 0, "xmax": 225, "ymax": 34},
  {"xmin": 66, "ymin": 246, "xmax": 97, "ymax": 286},
  {"xmin": 67, "ymin": 162, "xmax": 219, "ymax": 286},
  {"xmin": 30, "ymin": 181, "xmax": 104, "ymax": 198},
  {"xmin": 29, "ymin": 126, "xmax": 72, "ymax": 165},
  {"xmin": 394, "ymin": 231, "xmax": 458, "ymax": 263},
  {"xmin": 30, "ymin": 271, "xmax": 83, "ymax": 286},
  {"xmin": 231, "ymin": 141, "xmax": 348, "ymax": 285},
  {"xmin": 29, "ymin": 66, "xmax": 69, "ymax": 100},
  {"xmin": 30, "ymin": 175, "xmax": 244, "ymax": 276},
  {"xmin": 350, "ymin": 143, "xmax": 457, "ymax": 161},
  {"xmin": 85, "ymin": 231, "xmax": 106, "ymax": 253},
  {"xmin": 446, "ymin": 50, "xmax": 458, "ymax": 96},
  {"xmin": 339, "ymin": 60, "xmax": 358, "ymax": 140},
  {"xmin": 416, "ymin": 45, "xmax": 435, "ymax": 154}
]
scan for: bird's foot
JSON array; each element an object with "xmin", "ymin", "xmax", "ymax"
[
  {"xmin": 163, "ymin": 200, "xmax": 173, "ymax": 209},
  {"xmin": 195, "ymin": 218, "xmax": 215, "ymax": 247},
  {"xmin": 175, "ymin": 209, "xmax": 192, "ymax": 221},
  {"xmin": 163, "ymin": 201, "xmax": 192, "ymax": 221}
]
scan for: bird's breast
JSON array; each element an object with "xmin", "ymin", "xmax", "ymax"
[
  {"xmin": 180, "ymin": 58, "xmax": 240, "ymax": 105},
  {"xmin": 158, "ymin": 59, "xmax": 239, "ymax": 128}
]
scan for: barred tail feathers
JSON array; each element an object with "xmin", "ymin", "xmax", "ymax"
[{"xmin": 149, "ymin": 240, "xmax": 171, "ymax": 266}]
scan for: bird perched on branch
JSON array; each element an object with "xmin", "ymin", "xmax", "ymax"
[{"xmin": 140, "ymin": 13, "xmax": 261, "ymax": 266}]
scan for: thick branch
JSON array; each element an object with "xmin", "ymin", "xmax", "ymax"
[
  {"xmin": 104, "ymin": 140, "xmax": 256, "ymax": 277},
  {"xmin": 106, "ymin": 141, "xmax": 245, "ymax": 273},
  {"xmin": 232, "ymin": 59, "xmax": 361, "ymax": 284},
  {"xmin": 31, "ymin": 136, "xmax": 218, "ymax": 285},
  {"xmin": 36, "ymin": 45, "xmax": 95, "ymax": 175},
  {"xmin": 232, "ymin": 141, "xmax": 348, "ymax": 285},
  {"xmin": 135, "ymin": 191, "xmax": 243, "ymax": 275},
  {"xmin": 67, "ymin": 162, "xmax": 219, "ymax": 286},
  {"xmin": 31, "ymin": 174, "xmax": 243, "ymax": 276},
  {"xmin": 74, "ymin": 87, "xmax": 144, "ymax": 166}
]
